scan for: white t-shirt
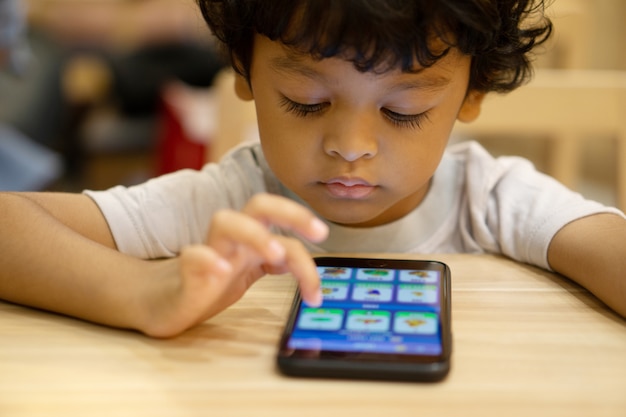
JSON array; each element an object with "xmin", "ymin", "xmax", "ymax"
[{"xmin": 85, "ymin": 141, "xmax": 623, "ymax": 270}]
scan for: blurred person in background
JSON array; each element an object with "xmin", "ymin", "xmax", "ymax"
[
  {"xmin": 0, "ymin": 0, "xmax": 63, "ymax": 191},
  {"xmin": 1, "ymin": 0, "xmax": 225, "ymax": 189}
]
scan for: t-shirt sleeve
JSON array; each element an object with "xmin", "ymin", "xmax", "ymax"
[
  {"xmin": 460, "ymin": 142, "xmax": 625, "ymax": 270},
  {"xmin": 83, "ymin": 145, "xmax": 268, "ymax": 259}
]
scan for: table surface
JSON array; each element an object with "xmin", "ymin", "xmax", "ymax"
[{"xmin": 1, "ymin": 254, "xmax": 625, "ymax": 417}]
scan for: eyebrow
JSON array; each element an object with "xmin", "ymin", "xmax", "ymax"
[
  {"xmin": 388, "ymin": 74, "xmax": 453, "ymax": 92},
  {"xmin": 270, "ymin": 54, "xmax": 331, "ymax": 83},
  {"xmin": 269, "ymin": 53, "xmax": 453, "ymax": 92}
]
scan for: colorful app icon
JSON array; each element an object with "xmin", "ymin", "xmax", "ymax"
[
  {"xmin": 355, "ymin": 268, "xmax": 394, "ymax": 282},
  {"xmin": 297, "ymin": 308, "xmax": 344, "ymax": 331},
  {"xmin": 317, "ymin": 266, "xmax": 352, "ymax": 280},
  {"xmin": 398, "ymin": 269, "xmax": 439, "ymax": 283},
  {"xmin": 345, "ymin": 310, "xmax": 391, "ymax": 332},
  {"xmin": 393, "ymin": 312, "xmax": 438, "ymax": 335},
  {"xmin": 351, "ymin": 283, "xmax": 393, "ymax": 302},
  {"xmin": 397, "ymin": 284, "xmax": 438, "ymax": 304},
  {"xmin": 320, "ymin": 281, "xmax": 350, "ymax": 300}
]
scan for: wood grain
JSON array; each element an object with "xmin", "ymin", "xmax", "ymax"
[{"xmin": 1, "ymin": 254, "xmax": 625, "ymax": 417}]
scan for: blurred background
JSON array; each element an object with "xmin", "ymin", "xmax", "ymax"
[
  {"xmin": 0, "ymin": 0, "xmax": 225, "ymax": 191},
  {"xmin": 1, "ymin": 0, "xmax": 625, "ymax": 210}
]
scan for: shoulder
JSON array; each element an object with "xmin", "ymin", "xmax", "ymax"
[
  {"xmin": 444, "ymin": 140, "xmax": 534, "ymax": 178},
  {"xmin": 440, "ymin": 140, "xmax": 540, "ymax": 205},
  {"xmin": 442, "ymin": 141, "xmax": 622, "ymax": 269},
  {"xmin": 218, "ymin": 140, "xmax": 265, "ymax": 167}
]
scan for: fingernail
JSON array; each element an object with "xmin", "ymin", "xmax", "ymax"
[
  {"xmin": 310, "ymin": 218, "xmax": 329, "ymax": 240},
  {"xmin": 305, "ymin": 290, "xmax": 323, "ymax": 308}
]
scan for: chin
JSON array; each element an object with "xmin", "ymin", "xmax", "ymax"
[
  {"xmin": 299, "ymin": 190, "xmax": 395, "ymax": 227},
  {"xmin": 315, "ymin": 206, "xmax": 387, "ymax": 228}
]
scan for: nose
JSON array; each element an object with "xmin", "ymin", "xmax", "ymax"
[{"xmin": 323, "ymin": 114, "xmax": 378, "ymax": 162}]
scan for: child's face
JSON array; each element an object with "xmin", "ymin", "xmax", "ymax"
[{"xmin": 237, "ymin": 35, "xmax": 483, "ymax": 227}]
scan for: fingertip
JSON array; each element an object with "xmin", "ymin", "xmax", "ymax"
[
  {"xmin": 308, "ymin": 218, "xmax": 329, "ymax": 242},
  {"xmin": 302, "ymin": 289, "xmax": 323, "ymax": 308}
]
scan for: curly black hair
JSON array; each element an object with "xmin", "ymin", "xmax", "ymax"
[{"xmin": 196, "ymin": 0, "xmax": 552, "ymax": 94}]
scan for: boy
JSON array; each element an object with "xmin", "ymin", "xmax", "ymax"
[{"xmin": 1, "ymin": 0, "xmax": 624, "ymax": 338}]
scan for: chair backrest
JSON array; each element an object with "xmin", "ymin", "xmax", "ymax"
[
  {"xmin": 454, "ymin": 70, "xmax": 626, "ymax": 137},
  {"xmin": 534, "ymin": 0, "xmax": 593, "ymax": 70}
]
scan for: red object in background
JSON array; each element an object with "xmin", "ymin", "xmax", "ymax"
[{"xmin": 155, "ymin": 99, "xmax": 209, "ymax": 175}]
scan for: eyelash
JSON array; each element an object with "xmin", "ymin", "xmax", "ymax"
[
  {"xmin": 279, "ymin": 96, "xmax": 328, "ymax": 118},
  {"xmin": 381, "ymin": 108, "xmax": 430, "ymax": 130},
  {"xmin": 279, "ymin": 95, "xmax": 429, "ymax": 130}
]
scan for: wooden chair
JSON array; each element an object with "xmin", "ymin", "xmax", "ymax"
[{"xmin": 453, "ymin": 69, "xmax": 626, "ymax": 211}]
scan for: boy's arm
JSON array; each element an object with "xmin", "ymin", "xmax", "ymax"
[
  {"xmin": 0, "ymin": 192, "xmax": 327, "ymax": 337},
  {"xmin": 548, "ymin": 213, "xmax": 626, "ymax": 318},
  {"xmin": 0, "ymin": 192, "xmax": 158, "ymax": 330}
]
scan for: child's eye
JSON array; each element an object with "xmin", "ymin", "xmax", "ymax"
[
  {"xmin": 382, "ymin": 108, "xmax": 430, "ymax": 130},
  {"xmin": 279, "ymin": 95, "xmax": 328, "ymax": 118}
]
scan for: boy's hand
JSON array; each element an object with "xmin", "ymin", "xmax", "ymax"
[{"xmin": 143, "ymin": 194, "xmax": 328, "ymax": 338}]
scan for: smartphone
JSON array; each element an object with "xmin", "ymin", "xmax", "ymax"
[{"xmin": 277, "ymin": 257, "xmax": 452, "ymax": 382}]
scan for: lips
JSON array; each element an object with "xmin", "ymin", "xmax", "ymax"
[{"xmin": 322, "ymin": 177, "xmax": 376, "ymax": 199}]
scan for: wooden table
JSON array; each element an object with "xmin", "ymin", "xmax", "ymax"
[{"xmin": 1, "ymin": 254, "xmax": 625, "ymax": 417}]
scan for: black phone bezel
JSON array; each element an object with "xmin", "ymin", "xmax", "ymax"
[{"xmin": 276, "ymin": 257, "xmax": 452, "ymax": 382}]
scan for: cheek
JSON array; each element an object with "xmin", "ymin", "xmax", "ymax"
[
  {"xmin": 254, "ymin": 98, "xmax": 318, "ymax": 159},
  {"xmin": 383, "ymin": 132, "xmax": 447, "ymax": 181},
  {"xmin": 256, "ymin": 116, "xmax": 313, "ymax": 182},
  {"xmin": 393, "ymin": 151, "xmax": 439, "ymax": 184}
]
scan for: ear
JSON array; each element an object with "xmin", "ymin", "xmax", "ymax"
[
  {"xmin": 457, "ymin": 90, "xmax": 486, "ymax": 123},
  {"xmin": 234, "ymin": 72, "xmax": 254, "ymax": 101}
]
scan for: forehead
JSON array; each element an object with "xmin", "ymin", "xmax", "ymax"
[{"xmin": 255, "ymin": 34, "xmax": 464, "ymax": 91}]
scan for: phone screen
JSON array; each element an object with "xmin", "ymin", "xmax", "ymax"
[{"xmin": 277, "ymin": 257, "xmax": 452, "ymax": 382}]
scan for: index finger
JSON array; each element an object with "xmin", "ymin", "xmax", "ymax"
[{"xmin": 264, "ymin": 237, "xmax": 323, "ymax": 308}]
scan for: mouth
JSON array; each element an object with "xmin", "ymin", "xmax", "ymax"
[{"xmin": 321, "ymin": 177, "xmax": 377, "ymax": 199}]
